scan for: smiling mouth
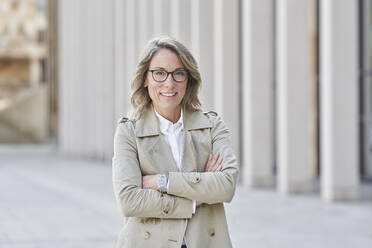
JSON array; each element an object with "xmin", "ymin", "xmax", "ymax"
[{"xmin": 160, "ymin": 92, "xmax": 177, "ymax": 97}]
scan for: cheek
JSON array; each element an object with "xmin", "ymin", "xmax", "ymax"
[
  {"xmin": 179, "ymin": 84, "xmax": 187, "ymax": 97},
  {"xmin": 146, "ymin": 83, "xmax": 157, "ymax": 96}
]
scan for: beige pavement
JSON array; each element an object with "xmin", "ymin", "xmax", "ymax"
[{"xmin": 0, "ymin": 149, "xmax": 371, "ymax": 247}]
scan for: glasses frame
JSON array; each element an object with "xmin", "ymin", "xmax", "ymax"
[{"xmin": 148, "ymin": 68, "xmax": 188, "ymax": 83}]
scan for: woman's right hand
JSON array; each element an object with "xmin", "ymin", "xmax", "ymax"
[{"xmin": 196, "ymin": 153, "xmax": 223, "ymax": 207}]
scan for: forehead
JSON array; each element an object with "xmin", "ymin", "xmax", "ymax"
[{"xmin": 149, "ymin": 48, "xmax": 184, "ymax": 70}]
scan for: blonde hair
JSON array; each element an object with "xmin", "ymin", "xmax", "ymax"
[{"xmin": 129, "ymin": 36, "xmax": 202, "ymax": 119}]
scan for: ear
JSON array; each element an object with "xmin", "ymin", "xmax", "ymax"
[{"xmin": 144, "ymin": 80, "xmax": 148, "ymax": 87}]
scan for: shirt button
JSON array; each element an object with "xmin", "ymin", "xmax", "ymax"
[{"xmin": 143, "ymin": 231, "xmax": 151, "ymax": 240}]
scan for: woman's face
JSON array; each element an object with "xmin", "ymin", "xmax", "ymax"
[{"xmin": 144, "ymin": 48, "xmax": 188, "ymax": 115}]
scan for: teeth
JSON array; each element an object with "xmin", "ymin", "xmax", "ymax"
[{"xmin": 161, "ymin": 93, "xmax": 176, "ymax": 97}]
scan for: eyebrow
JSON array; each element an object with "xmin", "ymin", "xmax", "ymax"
[{"xmin": 149, "ymin": 67, "xmax": 185, "ymax": 71}]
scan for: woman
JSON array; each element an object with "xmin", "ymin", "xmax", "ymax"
[{"xmin": 112, "ymin": 36, "xmax": 239, "ymax": 248}]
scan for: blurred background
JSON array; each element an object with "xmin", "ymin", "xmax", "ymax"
[{"xmin": 0, "ymin": 0, "xmax": 372, "ymax": 247}]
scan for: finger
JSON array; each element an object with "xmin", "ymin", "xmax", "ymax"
[
  {"xmin": 211, "ymin": 153, "xmax": 219, "ymax": 164},
  {"xmin": 211, "ymin": 157, "xmax": 222, "ymax": 171},
  {"xmin": 205, "ymin": 155, "xmax": 212, "ymax": 171},
  {"xmin": 217, "ymin": 156, "xmax": 223, "ymax": 166},
  {"xmin": 206, "ymin": 154, "xmax": 212, "ymax": 164}
]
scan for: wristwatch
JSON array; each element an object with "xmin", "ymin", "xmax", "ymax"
[{"xmin": 157, "ymin": 174, "xmax": 168, "ymax": 193}]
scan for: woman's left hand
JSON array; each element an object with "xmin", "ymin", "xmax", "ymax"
[{"xmin": 142, "ymin": 174, "xmax": 160, "ymax": 190}]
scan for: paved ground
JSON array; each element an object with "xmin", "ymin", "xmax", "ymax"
[{"xmin": 0, "ymin": 148, "xmax": 372, "ymax": 248}]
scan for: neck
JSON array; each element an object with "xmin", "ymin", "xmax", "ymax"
[{"xmin": 154, "ymin": 105, "xmax": 181, "ymax": 123}]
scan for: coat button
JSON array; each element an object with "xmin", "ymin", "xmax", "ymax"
[
  {"xmin": 163, "ymin": 209, "xmax": 169, "ymax": 214},
  {"xmin": 192, "ymin": 173, "xmax": 201, "ymax": 183},
  {"xmin": 143, "ymin": 231, "xmax": 151, "ymax": 240},
  {"xmin": 208, "ymin": 228, "xmax": 215, "ymax": 237}
]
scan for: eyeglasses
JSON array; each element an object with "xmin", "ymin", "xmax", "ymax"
[{"xmin": 148, "ymin": 69, "xmax": 188, "ymax": 82}]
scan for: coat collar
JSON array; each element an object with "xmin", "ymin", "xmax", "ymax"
[{"xmin": 135, "ymin": 104, "xmax": 213, "ymax": 137}]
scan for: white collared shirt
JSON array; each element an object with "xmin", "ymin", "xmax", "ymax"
[
  {"xmin": 154, "ymin": 109, "xmax": 196, "ymax": 218},
  {"xmin": 154, "ymin": 109, "xmax": 184, "ymax": 171}
]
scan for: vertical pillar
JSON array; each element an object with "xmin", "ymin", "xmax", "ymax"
[
  {"xmin": 214, "ymin": 0, "xmax": 240, "ymax": 159},
  {"xmin": 58, "ymin": 0, "xmax": 72, "ymax": 154},
  {"xmin": 47, "ymin": 0, "xmax": 59, "ymax": 138},
  {"xmin": 242, "ymin": 0, "xmax": 274, "ymax": 187},
  {"xmin": 190, "ymin": 0, "xmax": 215, "ymax": 111},
  {"xmin": 102, "ymin": 0, "xmax": 115, "ymax": 159},
  {"xmin": 153, "ymin": 0, "xmax": 162, "ymax": 35},
  {"xmin": 170, "ymin": 0, "xmax": 191, "ymax": 46},
  {"xmin": 170, "ymin": 0, "xmax": 180, "ymax": 38},
  {"xmin": 114, "ymin": 0, "xmax": 127, "ymax": 120},
  {"xmin": 361, "ymin": 0, "xmax": 372, "ymax": 179},
  {"xmin": 320, "ymin": 0, "xmax": 359, "ymax": 201},
  {"xmin": 125, "ymin": 0, "xmax": 137, "ymax": 114},
  {"xmin": 137, "ymin": 0, "xmax": 148, "ymax": 52},
  {"xmin": 276, "ymin": 0, "xmax": 314, "ymax": 193}
]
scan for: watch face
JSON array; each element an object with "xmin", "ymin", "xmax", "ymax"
[{"xmin": 158, "ymin": 175, "xmax": 167, "ymax": 187}]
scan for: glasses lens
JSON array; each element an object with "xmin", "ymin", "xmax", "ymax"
[
  {"xmin": 153, "ymin": 70, "xmax": 167, "ymax": 81},
  {"xmin": 173, "ymin": 70, "xmax": 187, "ymax": 82}
]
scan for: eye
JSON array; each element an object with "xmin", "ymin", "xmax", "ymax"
[
  {"xmin": 154, "ymin": 70, "xmax": 166, "ymax": 76},
  {"xmin": 174, "ymin": 70, "xmax": 186, "ymax": 77}
]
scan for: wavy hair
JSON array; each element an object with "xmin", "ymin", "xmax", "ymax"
[{"xmin": 129, "ymin": 36, "xmax": 202, "ymax": 119}]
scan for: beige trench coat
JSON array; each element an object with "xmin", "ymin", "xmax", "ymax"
[{"xmin": 112, "ymin": 105, "xmax": 239, "ymax": 248}]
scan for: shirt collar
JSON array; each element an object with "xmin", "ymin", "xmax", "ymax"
[{"xmin": 154, "ymin": 108, "xmax": 184, "ymax": 134}]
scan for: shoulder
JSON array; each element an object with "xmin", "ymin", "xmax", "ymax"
[
  {"xmin": 118, "ymin": 116, "xmax": 131, "ymax": 124},
  {"xmin": 202, "ymin": 110, "xmax": 221, "ymax": 125},
  {"xmin": 202, "ymin": 110, "xmax": 230, "ymax": 135},
  {"xmin": 116, "ymin": 116, "xmax": 136, "ymax": 137}
]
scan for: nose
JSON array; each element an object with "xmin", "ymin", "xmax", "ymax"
[{"xmin": 164, "ymin": 73, "xmax": 175, "ymax": 85}]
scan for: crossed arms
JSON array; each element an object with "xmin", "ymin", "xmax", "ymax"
[{"xmin": 112, "ymin": 116, "xmax": 239, "ymax": 219}]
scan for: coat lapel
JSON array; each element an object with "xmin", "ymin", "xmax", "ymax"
[
  {"xmin": 135, "ymin": 105, "xmax": 178, "ymax": 172},
  {"xmin": 181, "ymin": 108, "xmax": 213, "ymax": 172},
  {"xmin": 135, "ymin": 105, "xmax": 213, "ymax": 173}
]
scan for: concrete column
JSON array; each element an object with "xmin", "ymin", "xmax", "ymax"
[
  {"xmin": 190, "ymin": 0, "xmax": 215, "ymax": 111},
  {"xmin": 213, "ymin": 0, "xmax": 240, "ymax": 160},
  {"xmin": 58, "ymin": 0, "xmax": 72, "ymax": 154},
  {"xmin": 242, "ymin": 0, "xmax": 274, "ymax": 187},
  {"xmin": 153, "ymin": 0, "xmax": 164, "ymax": 36},
  {"xmin": 89, "ymin": 0, "xmax": 105, "ymax": 158},
  {"xmin": 276, "ymin": 0, "xmax": 314, "ymax": 193},
  {"xmin": 320, "ymin": 0, "xmax": 359, "ymax": 201},
  {"xmin": 124, "ymin": 0, "xmax": 137, "ymax": 114},
  {"xmin": 137, "ymin": 0, "xmax": 148, "ymax": 53},
  {"xmin": 60, "ymin": 0, "xmax": 82, "ymax": 156},
  {"xmin": 190, "ymin": 0, "xmax": 200, "ymax": 59},
  {"xmin": 170, "ymin": 0, "xmax": 180, "ymax": 38},
  {"xmin": 78, "ymin": 0, "xmax": 90, "ymax": 157},
  {"xmin": 114, "ymin": 0, "xmax": 128, "ymax": 121},
  {"xmin": 170, "ymin": 0, "xmax": 191, "ymax": 46},
  {"xmin": 361, "ymin": 0, "xmax": 372, "ymax": 179},
  {"xmin": 102, "ymin": 0, "xmax": 115, "ymax": 159}
]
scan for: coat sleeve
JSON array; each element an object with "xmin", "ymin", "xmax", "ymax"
[
  {"xmin": 167, "ymin": 114, "xmax": 239, "ymax": 205},
  {"xmin": 112, "ymin": 121, "xmax": 193, "ymax": 219}
]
